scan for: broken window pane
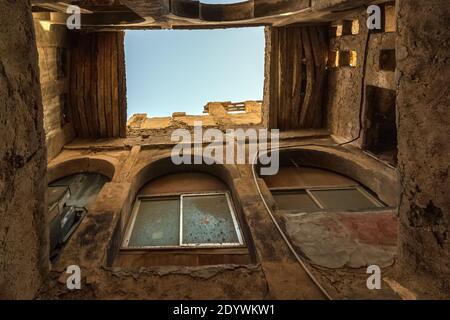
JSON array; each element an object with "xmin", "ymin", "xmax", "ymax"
[
  {"xmin": 49, "ymin": 173, "xmax": 109, "ymax": 208},
  {"xmin": 272, "ymin": 190, "xmax": 319, "ymax": 211},
  {"xmin": 128, "ymin": 198, "xmax": 180, "ymax": 247},
  {"xmin": 182, "ymin": 194, "xmax": 240, "ymax": 245},
  {"xmin": 310, "ymin": 188, "xmax": 380, "ymax": 211}
]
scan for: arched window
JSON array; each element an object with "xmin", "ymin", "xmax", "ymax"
[
  {"xmin": 264, "ymin": 164, "xmax": 385, "ymax": 212},
  {"xmin": 123, "ymin": 172, "xmax": 244, "ymax": 249}
]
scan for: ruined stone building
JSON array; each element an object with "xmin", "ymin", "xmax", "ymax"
[{"xmin": 0, "ymin": 0, "xmax": 448, "ymax": 300}]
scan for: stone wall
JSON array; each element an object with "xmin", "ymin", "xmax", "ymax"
[
  {"xmin": 0, "ymin": 1, "xmax": 48, "ymax": 299},
  {"xmin": 327, "ymin": 3, "xmax": 396, "ymax": 144},
  {"xmin": 33, "ymin": 17, "xmax": 75, "ymax": 161},
  {"xmin": 127, "ymin": 101, "xmax": 263, "ymax": 137},
  {"xmin": 396, "ymin": 0, "xmax": 450, "ymax": 296}
]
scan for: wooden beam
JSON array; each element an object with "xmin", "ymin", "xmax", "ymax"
[{"xmin": 33, "ymin": 2, "xmax": 92, "ymax": 14}]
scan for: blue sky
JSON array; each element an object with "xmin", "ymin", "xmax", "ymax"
[{"xmin": 124, "ymin": 27, "xmax": 265, "ymax": 118}]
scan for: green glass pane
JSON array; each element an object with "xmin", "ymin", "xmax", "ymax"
[
  {"xmin": 182, "ymin": 194, "xmax": 239, "ymax": 245},
  {"xmin": 272, "ymin": 190, "xmax": 319, "ymax": 211},
  {"xmin": 128, "ymin": 198, "xmax": 180, "ymax": 247},
  {"xmin": 310, "ymin": 188, "xmax": 380, "ymax": 210}
]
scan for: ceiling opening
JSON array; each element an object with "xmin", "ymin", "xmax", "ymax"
[{"xmin": 124, "ymin": 27, "xmax": 265, "ymax": 119}]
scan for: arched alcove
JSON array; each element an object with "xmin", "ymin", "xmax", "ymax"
[
  {"xmin": 46, "ymin": 156, "xmax": 118, "ymax": 259},
  {"xmin": 47, "ymin": 156, "xmax": 117, "ymax": 183},
  {"xmin": 116, "ymin": 156, "xmax": 254, "ymax": 267},
  {"xmin": 257, "ymin": 146, "xmax": 400, "ymax": 207},
  {"xmin": 256, "ymin": 146, "xmax": 399, "ymax": 270}
]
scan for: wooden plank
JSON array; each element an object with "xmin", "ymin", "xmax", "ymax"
[
  {"xmin": 83, "ymin": 34, "xmax": 93, "ymax": 137},
  {"xmin": 90, "ymin": 33, "xmax": 99, "ymax": 137},
  {"xmin": 299, "ymin": 27, "xmax": 315, "ymax": 128},
  {"xmin": 77, "ymin": 35, "xmax": 89, "ymax": 137},
  {"xmin": 278, "ymin": 27, "xmax": 286, "ymax": 130},
  {"xmin": 291, "ymin": 27, "xmax": 303, "ymax": 129},
  {"xmin": 286, "ymin": 27, "xmax": 297, "ymax": 130},
  {"xmin": 295, "ymin": 28, "xmax": 305, "ymax": 129},
  {"xmin": 97, "ymin": 34, "xmax": 107, "ymax": 137},
  {"xmin": 269, "ymin": 28, "xmax": 279, "ymax": 129},
  {"xmin": 117, "ymin": 32, "xmax": 127, "ymax": 138},
  {"xmin": 313, "ymin": 26, "xmax": 328, "ymax": 128},
  {"xmin": 104, "ymin": 33, "xmax": 113, "ymax": 137},
  {"xmin": 307, "ymin": 26, "xmax": 321, "ymax": 128},
  {"xmin": 111, "ymin": 33, "xmax": 120, "ymax": 137},
  {"xmin": 282, "ymin": 27, "xmax": 291, "ymax": 130},
  {"xmin": 69, "ymin": 35, "xmax": 81, "ymax": 136}
]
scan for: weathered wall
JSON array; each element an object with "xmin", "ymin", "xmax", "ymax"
[
  {"xmin": 34, "ymin": 18, "xmax": 76, "ymax": 161},
  {"xmin": 0, "ymin": 1, "xmax": 48, "ymax": 299},
  {"xmin": 396, "ymin": 0, "xmax": 450, "ymax": 296},
  {"xmin": 127, "ymin": 101, "xmax": 262, "ymax": 136},
  {"xmin": 327, "ymin": 4, "xmax": 396, "ymax": 144}
]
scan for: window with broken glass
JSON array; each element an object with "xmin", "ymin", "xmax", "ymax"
[{"xmin": 122, "ymin": 192, "xmax": 244, "ymax": 249}]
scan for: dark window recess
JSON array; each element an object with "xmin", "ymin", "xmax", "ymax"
[
  {"xmin": 60, "ymin": 93, "xmax": 70, "ymax": 125},
  {"xmin": 339, "ymin": 51, "xmax": 357, "ymax": 67},
  {"xmin": 379, "ymin": 49, "xmax": 396, "ymax": 71},
  {"xmin": 364, "ymin": 86, "xmax": 398, "ymax": 165},
  {"xmin": 57, "ymin": 47, "xmax": 68, "ymax": 79},
  {"xmin": 342, "ymin": 20, "xmax": 353, "ymax": 36}
]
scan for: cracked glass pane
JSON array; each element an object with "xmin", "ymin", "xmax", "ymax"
[
  {"xmin": 128, "ymin": 198, "xmax": 180, "ymax": 247},
  {"xmin": 182, "ymin": 194, "xmax": 240, "ymax": 245}
]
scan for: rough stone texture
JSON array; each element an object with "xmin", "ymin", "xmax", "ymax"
[
  {"xmin": 127, "ymin": 101, "xmax": 262, "ymax": 136},
  {"xmin": 0, "ymin": 1, "xmax": 48, "ymax": 299},
  {"xmin": 396, "ymin": 0, "xmax": 450, "ymax": 297},
  {"xmin": 327, "ymin": 7, "xmax": 397, "ymax": 144},
  {"xmin": 33, "ymin": 18, "xmax": 75, "ymax": 161}
]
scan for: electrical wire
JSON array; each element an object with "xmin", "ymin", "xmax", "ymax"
[
  {"xmin": 249, "ymin": 16, "xmax": 375, "ymax": 300},
  {"xmin": 251, "ymin": 145, "xmax": 334, "ymax": 300}
]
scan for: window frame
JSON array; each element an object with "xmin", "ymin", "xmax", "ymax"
[
  {"xmin": 122, "ymin": 191, "xmax": 245, "ymax": 250},
  {"xmin": 270, "ymin": 186, "xmax": 385, "ymax": 212}
]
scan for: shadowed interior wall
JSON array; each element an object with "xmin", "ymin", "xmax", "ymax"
[
  {"xmin": 69, "ymin": 32, "xmax": 127, "ymax": 138},
  {"xmin": 397, "ymin": 0, "xmax": 450, "ymax": 295},
  {"xmin": 268, "ymin": 26, "xmax": 328, "ymax": 130},
  {"xmin": 34, "ymin": 20, "xmax": 76, "ymax": 161},
  {"xmin": 0, "ymin": 1, "xmax": 48, "ymax": 299}
]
